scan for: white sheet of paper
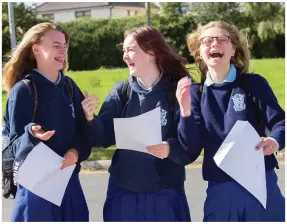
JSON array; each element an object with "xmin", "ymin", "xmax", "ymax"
[
  {"xmin": 214, "ymin": 120, "xmax": 267, "ymax": 209},
  {"xmin": 114, "ymin": 107, "xmax": 162, "ymax": 155},
  {"xmin": 15, "ymin": 142, "xmax": 76, "ymax": 206}
]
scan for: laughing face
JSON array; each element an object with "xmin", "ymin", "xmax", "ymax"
[
  {"xmin": 199, "ymin": 27, "xmax": 234, "ymax": 69},
  {"xmin": 122, "ymin": 34, "xmax": 152, "ymax": 78},
  {"xmin": 33, "ymin": 30, "xmax": 68, "ymax": 71}
]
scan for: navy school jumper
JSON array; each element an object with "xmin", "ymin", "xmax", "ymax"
[
  {"xmin": 87, "ymin": 73, "xmax": 192, "ymax": 221},
  {"xmin": 4, "ymin": 69, "xmax": 92, "ymax": 221},
  {"xmin": 178, "ymin": 66, "xmax": 285, "ymax": 221}
]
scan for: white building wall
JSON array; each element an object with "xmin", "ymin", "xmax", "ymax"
[
  {"xmin": 54, "ymin": 11, "xmax": 75, "ymax": 22},
  {"xmin": 91, "ymin": 8, "xmax": 110, "ymax": 19},
  {"xmin": 111, "ymin": 8, "xmax": 128, "ymax": 18}
]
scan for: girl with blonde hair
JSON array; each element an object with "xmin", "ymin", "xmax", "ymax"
[
  {"xmin": 176, "ymin": 21, "xmax": 285, "ymax": 221},
  {"xmin": 3, "ymin": 22, "xmax": 91, "ymax": 221}
]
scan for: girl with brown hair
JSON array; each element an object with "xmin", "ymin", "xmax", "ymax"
[
  {"xmin": 3, "ymin": 22, "xmax": 91, "ymax": 221},
  {"xmin": 82, "ymin": 26, "xmax": 194, "ymax": 221}
]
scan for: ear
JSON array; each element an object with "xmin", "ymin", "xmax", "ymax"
[
  {"xmin": 32, "ymin": 44, "xmax": 40, "ymax": 55},
  {"xmin": 231, "ymin": 48, "xmax": 235, "ymax": 56}
]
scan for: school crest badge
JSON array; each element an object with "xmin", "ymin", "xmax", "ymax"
[
  {"xmin": 161, "ymin": 109, "xmax": 167, "ymax": 126},
  {"xmin": 231, "ymin": 94, "xmax": 246, "ymax": 112},
  {"xmin": 70, "ymin": 103, "xmax": 75, "ymax": 118}
]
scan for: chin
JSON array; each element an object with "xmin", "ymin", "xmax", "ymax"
[
  {"xmin": 56, "ymin": 65, "xmax": 64, "ymax": 71},
  {"xmin": 129, "ymin": 70, "xmax": 138, "ymax": 77}
]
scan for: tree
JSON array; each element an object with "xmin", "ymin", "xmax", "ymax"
[
  {"xmin": 190, "ymin": 2, "xmax": 245, "ymax": 28},
  {"xmin": 241, "ymin": 2, "xmax": 285, "ymax": 58},
  {"xmin": 160, "ymin": 2, "xmax": 190, "ymax": 17},
  {"xmin": 155, "ymin": 3, "xmax": 197, "ymax": 62},
  {"xmin": 243, "ymin": 2, "xmax": 284, "ymax": 41},
  {"xmin": 2, "ymin": 2, "xmax": 46, "ymax": 61}
]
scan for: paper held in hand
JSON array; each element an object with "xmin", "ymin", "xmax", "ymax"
[
  {"xmin": 113, "ymin": 107, "xmax": 162, "ymax": 155},
  {"xmin": 213, "ymin": 120, "xmax": 267, "ymax": 209},
  {"xmin": 15, "ymin": 142, "xmax": 76, "ymax": 206}
]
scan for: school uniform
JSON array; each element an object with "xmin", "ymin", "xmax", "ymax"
[
  {"xmin": 88, "ymin": 73, "xmax": 192, "ymax": 221},
  {"xmin": 178, "ymin": 64, "xmax": 285, "ymax": 221},
  {"xmin": 4, "ymin": 69, "xmax": 92, "ymax": 222}
]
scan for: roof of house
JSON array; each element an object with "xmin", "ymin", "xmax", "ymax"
[{"xmin": 35, "ymin": 2, "xmax": 145, "ymax": 13}]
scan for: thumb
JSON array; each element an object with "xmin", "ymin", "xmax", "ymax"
[
  {"xmin": 256, "ymin": 137, "xmax": 267, "ymax": 150},
  {"xmin": 32, "ymin": 125, "xmax": 41, "ymax": 131},
  {"xmin": 84, "ymin": 91, "xmax": 89, "ymax": 98}
]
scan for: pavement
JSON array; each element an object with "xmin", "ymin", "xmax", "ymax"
[{"xmin": 2, "ymin": 160, "xmax": 285, "ymax": 222}]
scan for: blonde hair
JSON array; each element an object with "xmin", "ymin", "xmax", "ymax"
[
  {"xmin": 187, "ymin": 21, "xmax": 250, "ymax": 83},
  {"xmin": 3, "ymin": 22, "xmax": 69, "ymax": 92}
]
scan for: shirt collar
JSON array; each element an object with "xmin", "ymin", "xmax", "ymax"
[
  {"xmin": 33, "ymin": 69, "xmax": 62, "ymax": 84},
  {"xmin": 204, "ymin": 64, "xmax": 236, "ymax": 86},
  {"xmin": 137, "ymin": 72, "xmax": 163, "ymax": 90}
]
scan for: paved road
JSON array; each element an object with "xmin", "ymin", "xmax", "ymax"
[{"xmin": 2, "ymin": 167, "xmax": 285, "ymax": 222}]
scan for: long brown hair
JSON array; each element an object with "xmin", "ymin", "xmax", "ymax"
[
  {"xmin": 120, "ymin": 26, "xmax": 192, "ymax": 83},
  {"xmin": 3, "ymin": 22, "xmax": 69, "ymax": 92},
  {"xmin": 187, "ymin": 21, "xmax": 250, "ymax": 84}
]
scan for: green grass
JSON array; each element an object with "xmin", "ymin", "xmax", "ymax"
[{"xmin": 2, "ymin": 59, "xmax": 285, "ymax": 160}]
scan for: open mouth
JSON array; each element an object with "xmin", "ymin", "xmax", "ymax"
[
  {"xmin": 127, "ymin": 62, "xmax": 135, "ymax": 68},
  {"xmin": 55, "ymin": 57, "xmax": 64, "ymax": 63},
  {"xmin": 210, "ymin": 52, "xmax": 224, "ymax": 59}
]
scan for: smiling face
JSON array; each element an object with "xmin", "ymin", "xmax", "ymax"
[
  {"xmin": 33, "ymin": 30, "xmax": 68, "ymax": 72},
  {"xmin": 199, "ymin": 27, "xmax": 235, "ymax": 69},
  {"xmin": 122, "ymin": 34, "xmax": 153, "ymax": 78}
]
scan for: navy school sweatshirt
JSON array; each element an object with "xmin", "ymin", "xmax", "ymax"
[
  {"xmin": 87, "ymin": 73, "xmax": 192, "ymax": 192},
  {"xmin": 178, "ymin": 68, "xmax": 285, "ymax": 181},
  {"xmin": 3, "ymin": 69, "xmax": 92, "ymax": 175}
]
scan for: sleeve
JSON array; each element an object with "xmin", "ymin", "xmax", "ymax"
[
  {"xmin": 68, "ymin": 78, "xmax": 93, "ymax": 163},
  {"xmin": 177, "ymin": 85, "xmax": 204, "ymax": 162},
  {"xmin": 253, "ymin": 75, "xmax": 285, "ymax": 150},
  {"xmin": 84, "ymin": 82, "xmax": 126, "ymax": 149},
  {"xmin": 166, "ymin": 108, "xmax": 193, "ymax": 166},
  {"xmin": 4, "ymin": 82, "xmax": 41, "ymax": 162}
]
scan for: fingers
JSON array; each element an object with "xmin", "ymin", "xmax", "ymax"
[
  {"xmin": 84, "ymin": 90, "xmax": 89, "ymax": 98},
  {"xmin": 34, "ymin": 130, "xmax": 55, "ymax": 141},
  {"xmin": 81, "ymin": 93, "xmax": 100, "ymax": 113},
  {"xmin": 256, "ymin": 137, "xmax": 278, "ymax": 156},
  {"xmin": 256, "ymin": 137, "xmax": 267, "ymax": 150},
  {"xmin": 32, "ymin": 125, "xmax": 55, "ymax": 141},
  {"xmin": 61, "ymin": 149, "xmax": 78, "ymax": 169},
  {"xmin": 146, "ymin": 142, "xmax": 169, "ymax": 159}
]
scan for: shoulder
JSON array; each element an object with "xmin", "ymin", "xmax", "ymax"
[
  {"xmin": 190, "ymin": 83, "xmax": 202, "ymax": 100},
  {"xmin": 111, "ymin": 81, "xmax": 129, "ymax": 96},
  {"xmin": 9, "ymin": 80, "xmax": 32, "ymax": 101},
  {"xmin": 241, "ymin": 72, "xmax": 270, "ymax": 87}
]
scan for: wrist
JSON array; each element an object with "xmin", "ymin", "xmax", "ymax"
[{"xmin": 180, "ymin": 109, "xmax": 191, "ymax": 117}]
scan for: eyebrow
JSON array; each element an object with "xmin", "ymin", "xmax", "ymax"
[
  {"xmin": 52, "ymin": 41, "xmax": 67, "ymax": 45},
  {"xmin": 123, "ymin": 44, "xmax": 136, "ymax": 50}
]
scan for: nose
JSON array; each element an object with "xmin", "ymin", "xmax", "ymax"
[
  {"xmin": 211, "ymin": 38, "xmax": 220, "ymax": 47},
  {"xmin": 123, "ymin": 51, "xmax": 128, "ymax": 62}
]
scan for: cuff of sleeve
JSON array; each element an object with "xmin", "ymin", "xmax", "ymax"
[{"xmin": 25, "ymin": 123, "xmax": 41, "ymax": 146}]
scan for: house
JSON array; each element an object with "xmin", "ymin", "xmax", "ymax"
[{"xmin": 35, "ymin": 2, "xmax": 147, "ymax": 22}]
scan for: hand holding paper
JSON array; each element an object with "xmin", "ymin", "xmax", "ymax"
[
  {"xmin": 15, "ymin": 142, "xmax": 76, "ymax": 206},
  {"xmin": 213, "ymin": 120, "xmax": 267, "ymax": 209}
]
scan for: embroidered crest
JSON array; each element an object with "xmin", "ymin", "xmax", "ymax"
[
  {"xmin": 160, "ymin": 109, "xmax": 167, "ymax": 126},
  {"xmin": 70, "ymin": 103, "xmax": 75, "ymax": 118},
  {"xmin": 231, "ymin": 94, "xmax": 246, "ymax": 112}
]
